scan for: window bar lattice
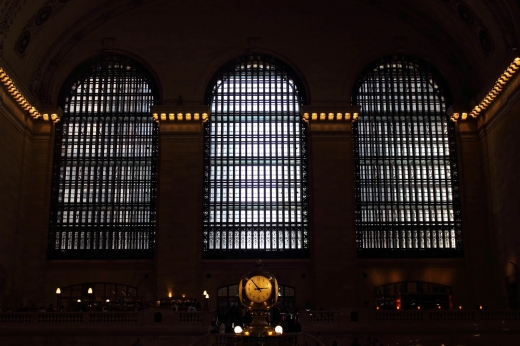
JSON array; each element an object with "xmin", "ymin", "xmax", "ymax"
[
  {"xmin": 48, "ymin": 55, "xmax": 158, "ymax": 259},
  {"xmin": 353, "ymin": 56, "xmax": 462, "ymax": 258},
  {"xmin": 203, "ymin": 55, "xmax": 309, "ymax": 259}
]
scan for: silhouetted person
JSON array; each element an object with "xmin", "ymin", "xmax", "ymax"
[
  {"xmin": 132, "ymin": 337, "xmax": 143, "ymax": 346},
  {"xmin": 351, "ymin": 338, "xmax": 361, "ymax": 346}
]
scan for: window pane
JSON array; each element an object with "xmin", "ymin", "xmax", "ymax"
[
  {"xmin": 353, "ymin": 56, "xmax": 462, "ymax": 257},
  {"xmin": 48, "ymin": 55, "xmax": 158, "ymax": 259},
  {"xmin": 203, "ymin": 56, "xmax": 309, "ymax": 259}
]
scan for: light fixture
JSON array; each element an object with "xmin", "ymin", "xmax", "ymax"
[
  {"xmin": 87, "ymin": 287, "xmax": 93, "ymax": 307},
  {"xmin": 56, "ymin": 288, "xmax": 61, "ymax": 307},
  {"xmin": 275, "ymin": 325, "xmax": 283, "ymax": 335},
  {"xmin": 203, "ymin": 290, "xmax": 208, "ymax": 296},
  {"xmin": 234, "ymin": 326, "xmax": 243, "ymax": 334},
  {"xmin": 106, "ymin": 299, "xmax": 110, "ymax": 303}
]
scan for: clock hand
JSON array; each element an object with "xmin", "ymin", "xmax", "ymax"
[{"xmin": 251, "ymin": 280, "xmax": 261, "ymax": 291}]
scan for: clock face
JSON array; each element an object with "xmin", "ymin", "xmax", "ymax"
[{"xmin": 244, "ymin": 275, "xmax": 273, "ymax": 303}]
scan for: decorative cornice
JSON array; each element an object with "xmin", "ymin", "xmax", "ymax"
[
  {"xmin": 469, "ymin": 57, "xmax": 520, "ymax": 118},
  {"xmin": 450, "ymin": 57, "xmax": 520, "ymax": 122},
  {"xmin": 301, "ymin": 105, "xmax": 361, "ymax": 122},
  {"xmin": 0, "ymin": 66, "xmax": 48, "ymax": 121},
  {"xmin": 151, "ymin": 105, "xmax": 210, "ymax": 123}
]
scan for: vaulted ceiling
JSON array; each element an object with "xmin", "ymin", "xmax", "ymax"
[{"xmin": 0, "ymin": 0, "xmax": 519, "ymax": 107}]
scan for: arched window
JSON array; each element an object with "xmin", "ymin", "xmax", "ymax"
[
  {"xmin": 203, "ymin": 55, "xmax": 309, "ymax": 259},
  {"xmin": 48, "ymin": 55, "xmax": 159, "ymax": 259},
  {"xmin": 352, "ymin": 55, "xmax": 462, "ymax": 258}
]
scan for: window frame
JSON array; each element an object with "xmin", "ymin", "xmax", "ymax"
[
  {"xmin": 352, "ymin": 55, "xmax": 463, "ymax": 258},
  {"xmin": 47, "ymin": 54, "xmax": 159, "ymax": 260},
  {"xmin": 202, "ymin": 55, "xmax": 310, "ymax": 259}
]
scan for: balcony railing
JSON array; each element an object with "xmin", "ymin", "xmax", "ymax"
[
  {"xmin": 192, "ymin": 333, "xmax": 324, "ymax": 346},
  {"xmin": 1, "ymin": 309, "xmax": 519, "ymax": 329}
]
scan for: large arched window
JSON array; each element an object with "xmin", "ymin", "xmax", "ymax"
[
  {"xmin": 203, "ymin": 55, "xmax": 309, "ymax": 259},
  {"xmin": 48, "ymin": 55, "xmax": 159, "ymax": 259},
  {"xmin": 352, "ymin": 55, "xmax": 462, "ymax": 258}
]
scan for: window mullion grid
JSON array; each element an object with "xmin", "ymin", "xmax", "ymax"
[
  {"xmin": 265, "ymin": 62, "xmax": 272, "ymax": 250},
  {"xmin": 61, "ymin": 119, "xmax": 71, "ymax": 251},
  {"xmin": 226, "ymin": 73, "xmax": 232, "ymax": 250},
  {"xmin": 418, "ymin": 70, "xmax": 434, "ymax": 248},
  {"xmin": 417, "ymin": 64, "xmax": 432, "ymax": 249},
  {"xmin": 239, "ymin": 67, "xmax": 245, "ymax": 249},
  {"xmin": 405, "ymin": 62, "xmax": 420, "ymax": 249},
  {"xmin": 405, "ymin": 62, "xmax": 416, "ymax": 249},
  {"xmin": 276, "ymin": 66, "xmax": 284, "ymax": 250},
  {"xmin": 439, "ymin": 86, "xmax": 453, "ymax": 248},
  {"xmin": 264, "ymin": 61, "xmax": 272, "ymax": 251},
  {"xmin": 391, "ymin": 61, "xmax": 402, "ymax": 250},
  {"xmin": 380, "ymin": 62, "xmax": 390, "ymax": 250},
  {"xmin": 232, "ymin": 69, "xmax": 238, "ymax": 250},
  {"xmin": 257, "ymin": 60, "xmax": 263, "ymax": 250},
  {"xmin": 49, "ymin": 56, "xmax": 157, "ymax": 258},
  {"xmin": 214, "ymin": 78, "xmax": 220, "ymax": 250},
  {"xmin": 278, "ymin": 67, "xmax": 285, "ymax": 251},
  {"xmin": 425, "ymin": 67, "xmax": 438, "ymax": 248},
  {"xmin": 368, "ymin": 78, "xmax": 375, "ymax": 249}
]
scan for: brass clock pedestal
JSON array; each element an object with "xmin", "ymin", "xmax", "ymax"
[{"xmin": 242, "ymin": 311, "xmax": 275, "ymax": 337}]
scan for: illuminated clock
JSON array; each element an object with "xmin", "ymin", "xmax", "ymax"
[
  {"xmin": 238, "ymin": 263, "xmax": 278, "ymax": 310},
  {"xmin": 244, "ymin": 275, "xmax": 273, "ymax": 303},
  {"xmin": 238, "ymin": 262, "xmax": 279, "ymax": 336}
]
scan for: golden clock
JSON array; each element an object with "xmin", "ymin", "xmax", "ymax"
[
  {"xmin": 238, "ymin": 262, "xmax": 279, "ymax": 336},
  {"xmin": 244, "ymin": 275, "xmax": 273, "ymax": 303},
  {"xmin": 238, "ymin": 263, "xmax": 278, "ymax": 311}
]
